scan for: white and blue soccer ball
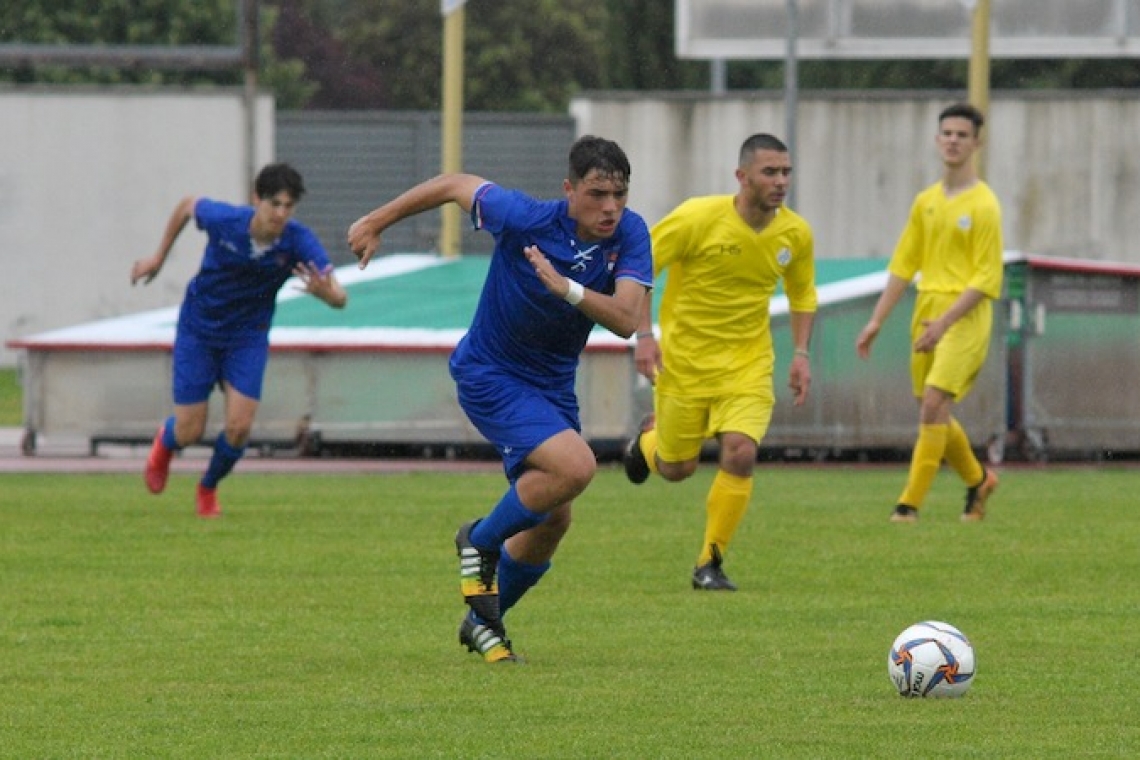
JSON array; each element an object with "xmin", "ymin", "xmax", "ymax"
[{"xmin": 888, "ymin": 620, "xmax": 976, "ymax": 698}]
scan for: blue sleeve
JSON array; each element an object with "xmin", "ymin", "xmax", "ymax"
[
  {"xmin": 614, "ymin": 212, "xmax": 654, "ymax": 288},
  {"xmin": 289, "ymin": 223, "xmax": 331, "ymax": 269},
  {"xmin": 471, "ymin": 183, "xmax": 545, "ymax": 236},
  {"xmin": 193, "ymin": 198, "xmax": 228, "ymax": 231}
]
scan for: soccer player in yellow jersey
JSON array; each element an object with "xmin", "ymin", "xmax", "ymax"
[
  {"xmin": 856, "ymin": 102, "xmax": 1003, "ymax": 523},
  {"xmin": 623, "ymin": 133, "xmax": 818, "ymax": 590}
]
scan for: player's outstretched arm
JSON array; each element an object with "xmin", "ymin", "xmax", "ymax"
[
  {"xmin": 347, "ymin": 173, "xmax": 486, "ymax": 268},
  {"xmin": 293, "ymin": 262, "xmax": 347, "ymax": 309},
  {"xmin": 523, "ymin": 244, "xmax": 645, "ymax": 338},
  {"xmin": 131, "ymin": 196, "xmax": 196, "ymax": 286}
]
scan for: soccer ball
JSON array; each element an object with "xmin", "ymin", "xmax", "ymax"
[{"xmin": 888, "ymin": 620, "xmax": 976, "ymax": 698}]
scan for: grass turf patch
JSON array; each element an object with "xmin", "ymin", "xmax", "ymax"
[
  {"xmin": 0, "ymin": 368, "xmax": 21, "ymax": 427},
  {"xmin": 1, "ymin": 465, "xmax": 1138, "ymax": 758}
]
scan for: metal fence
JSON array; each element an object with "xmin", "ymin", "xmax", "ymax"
[{"xmin": 276, "ymin": 111, "xmax": 574, "ymax": 264}]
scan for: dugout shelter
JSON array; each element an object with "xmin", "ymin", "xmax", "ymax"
[{"xmin": 8, "ymin": 253, "xmax": 1140, "ymax": 462}]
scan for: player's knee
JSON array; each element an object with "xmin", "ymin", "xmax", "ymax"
[
  {"xmin": 561, "ymin": 454, "xmax": 596, "ymax": 496},
  {"xmin": 721, "ymin": 451, "xmax": 757, "ymax": 477},
  {"xmin": 223, "ymin": 423, "xmax": 252, "ymax": 448},
  {"xmin": 659, "ymin": 459, "xmax": 698, "ymax": 482},
  {"xmin": 175, "ymin": 419, "xmax": 206, "ymax": 446}
]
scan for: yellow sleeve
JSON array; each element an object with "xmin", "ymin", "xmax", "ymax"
[
  {"xmin": 784, "ymin": 224, "xmax": 818, "ymax": 313},
  {"xmin": 888, "ymin": 195, "xmax": 924, "ymax": 283},
  {"xmin": 649, "ymin": 201, "xmax": 698, "ymax": 277},
  {"xmin": 967, "ymin": 196, "xmax": 1003, "ymax": 299}
]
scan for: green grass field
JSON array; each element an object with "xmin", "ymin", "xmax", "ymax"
[
  {"xmin": 0, "ymin": 368, "xmax": 21, "ymax": 426},
  {"xmin": 2, "ymin": 465, "xmax": 1138, "ymax": 758}
]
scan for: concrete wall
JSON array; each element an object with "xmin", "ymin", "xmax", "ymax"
[
  {"xmin": 570, "ymin": 90, "xmax": 1140, "ymax": 264},
  {"xmin": 0, "ymin": 87, "xmax": 273, "ymax": 366},
  {"xmin": 7, "ymin": 87, "xmax": 1140, "ymax": 370}
]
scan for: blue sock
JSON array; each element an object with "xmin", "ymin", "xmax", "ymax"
[
  {"xmin": 200, "ymin": 432, "xmax": 245, "ymax": 489},
  {"xmin": 498, "ymin": 547, "xmax": 550, "ymax": 617},
  {"xmin": 160, "ymin": 416, "xmax": 180, "ymax": 451},
  {"xmin": 469, "ymin": 485, "xmax": 547, "ymax": 550}
]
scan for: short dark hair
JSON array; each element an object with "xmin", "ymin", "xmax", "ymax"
[
  {"xmin": 738, "ymin": 133, "xmax": 788, "ymax": 166},
  {"xmin": 939, "ymin": 102, "xmax": 985, "ymax": 134},
  {"xmin": 254, "ymin": 162, "xmax": 306, "ymax": 200},
  {"xmin": 568, "ymin": 135, "xmax": 631, "ymax": 185}
]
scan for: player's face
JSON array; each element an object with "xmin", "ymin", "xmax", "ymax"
[
  {"xmin": 936, "ymin": 117, "xmax": 980, "ymax": 169},
  {"xmin": 736, "ymin": 149, "xmax": 791, "ymax": 213},
  {"xmin": 565, "ymin": 169, "xmax": 628, "ymax": 242},
  {"xmin": 250, "ymin": 190, "xmax": 298, "ymax": 240}
]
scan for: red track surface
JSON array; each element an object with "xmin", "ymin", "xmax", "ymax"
[{"xmin": 0, "ymin": 429, "xmax": 501, "ymax": 475}]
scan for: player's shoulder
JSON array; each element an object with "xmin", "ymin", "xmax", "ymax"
[
  {"xmin": 280, "ymin": 219, "xmax": 326, "ymax": 255},
  {"xmin": 678, "ymin": 194, "xmax": 733, "ymax": 216},
  {"xmin": 489, "ymin": 185, "xmax": 562, "ymax": 226},
  {"xmin": 617, "ymin": 206, "xmax": 650, "ymax": 236},
  {"xmin": 655, "ymin": 195, "xmax": 734, "ymax": 231},
  {"xmin": 194, "ymin": 199, "xmax": 254, "ymax": 236},
  {"xmin": 196, "ymin": 198, "xmax": 245, "ymax": 222},
  {"xmin": 914, "ymin": 181, "xmax": 944, "ymax": 203},
  {"xmin": 777, "ymin": 205, "xmax": 812, "ymax": 231},
  {"xmin": 972, "ymin": 180, "xmax": 1002, "ymax": 208}
]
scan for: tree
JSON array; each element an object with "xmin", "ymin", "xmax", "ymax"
[
  {"xmin": 599, "ymin": 0, "xmax": 707, "ymax": 91},
  {"xmin": 332, "ymin": 0, "xmax": 610, "ymax": 111},
  {"xmin": 0, "ymin": 0, "xmax": 313, "ymax": 102},
  {"xmin": 4, "ymin": 1, "xmax": 1140, "ymax": 110}
]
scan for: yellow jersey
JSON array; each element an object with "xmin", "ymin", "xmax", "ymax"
[
  {"xmin": 651, "ymin": 195, "xmax": 817, "ymax": 397},
  {"xmin": 890, "ymin": 181, "xmax": 1003, "ymax": 299}
]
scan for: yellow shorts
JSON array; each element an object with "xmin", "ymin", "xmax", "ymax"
[
  {"xmin": 654, "ymin": 388, "xmax": 774, "ymax": 463},
  {"xmin": 910, "ymin": 293, "xmax": 993, "ymax": 400}
]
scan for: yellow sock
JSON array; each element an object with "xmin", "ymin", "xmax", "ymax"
[
  {"xmin": 943, "ymin": 417, "xmax": 984, "ymax": 487},
  {"xmin": 898, "ymin": 424, "xmax": 948, "ymax": 509},
  {"xmin": 638, "ymin": 428, "xmax": 659, "ymax": 475},
  {"xmin": 698, "ymin": 470, "xmax": 753, "ymax": 566}
]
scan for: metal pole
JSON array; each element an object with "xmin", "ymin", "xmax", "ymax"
[
  {"xmin": 440, "ymin": 5, "xmax": 465, "ymax": 257},
  {"xmin": 784, "ymin": 0, "xmax": 799, "ymax": 209},
  {"xmin": 969, "ymin": 0, "xmax": 991, "ymax": 178},
  {"xmin": 242, "ymin": 0, "xmax": 259, "ymax": 187},
  {"xmin": 710, "ymin": 58, "xmax": 726, "ymax": 94}
]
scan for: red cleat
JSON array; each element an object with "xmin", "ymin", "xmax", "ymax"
[
  {"xmin": 196, "ymin": 484, "xmax": 222, "ymax": 519},
  {"xmin": 144, "ymin": 427, "xmax": 173, "ymax": 494}
]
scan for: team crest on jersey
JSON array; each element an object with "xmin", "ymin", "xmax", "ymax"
[
  {"xmin": 777, "ymin": 247, "xmax": 792, "ymax": 266},
  {"xmin": 958, "ymin": 215, "xmax": 972, "ymax": 231},
  {"xmin": 570, "ymin": 241, "xmax": 598, "ymax": 272},
  {"xmin": 607, "ymin": 250, "xmax": 619, "ymax": 271}
]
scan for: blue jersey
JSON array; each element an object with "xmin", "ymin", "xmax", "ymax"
[
  {"xmin": 452, "ymin": 183, "xmax": 653, "ymax": 391},
  {"xmin": 178, "ymin": 198, "xmax": 331, "ymax": 343}
]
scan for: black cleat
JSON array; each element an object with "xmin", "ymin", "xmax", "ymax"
[
  {"xmin": 622, "ymin": 414, "xmax": 655, "ymax": 485},
  {"xmin": 458, "ymin": 614, "xmax": 518, "ymax": 664},
  {"xmin": 456, "ymin": 519, "xmax": 502, "ymax": 627},
  {"xmin": 890, "ymin": 505, "xmax": 919, "ymax": 523},
  {"xmin": 692, "ymin": 544, "xmax": 737, "ymax": 591}
]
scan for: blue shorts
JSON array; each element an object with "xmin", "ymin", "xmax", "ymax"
[
  {"xmin": 451, "ymin": 362, "xmax": 579, "ymax": 482},
  {"xmin": 171, "ymin": 330, "xmax": 270, "ymax": 405}
]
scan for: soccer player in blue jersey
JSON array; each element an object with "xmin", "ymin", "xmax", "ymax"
[
  {"xmin": 131, "ymin": 163, "xmax": 347, "ymax": 518},
  {"xmin": 347, "ymin": 136, "xmax": 653, "ymax": 663}
]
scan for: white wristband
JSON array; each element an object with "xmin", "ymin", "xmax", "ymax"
[{"xmin": 564, "ymin": 279, "xmax": 585, "ymax": 305}]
